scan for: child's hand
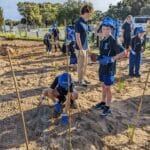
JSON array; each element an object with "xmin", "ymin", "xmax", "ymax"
[
  {"xmin": 121, "ymin": 37, "xmax": 124, "ymax": 43},
  {"xmin": 79, "ymin": 49, "xmax": 85, "ymax": 55},
  {"xmin": 42, "ymin": 89, "xmax": 49, "ymax": 97}
]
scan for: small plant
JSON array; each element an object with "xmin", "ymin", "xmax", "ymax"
[
  {"xmin": 117, "ymin": 77, "xmax": 125, "ymax": 92},
  {"xmin": 128, "ymin": 124, "xmax": 134, "ymax": 136},
  {"xmin": 127, "ymin": 124, "xmax": 135, "ymax": 143}
]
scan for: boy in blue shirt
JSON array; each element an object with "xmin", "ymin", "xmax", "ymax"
[
  {"xmin": 66, "ymin": 25, "xmax": 77, "ymax": 70},
  {"xmin": 43, "ymin": 29, "xmax": 52, "ymax": 54},
  {"xmin": 129, "ymin": 27, "xmax": 146, "ymax": 77},
  {"xmin": 93, "ymin": 17, "xmax": 125, "ymax": 116},
  {"xmin": 75, "ymin": 5, "xmax": 93, "ymax": 86},
  {"xmin": 69, "ymin": 41, "xmax": 77, "ymax": 71},
  {"xmin": 52, "ymin": 24, "xmax": 61, "ymax": 52},
  {"xmin": 41, "ymin": 72, "xmax": 78, "ymax": 126}
]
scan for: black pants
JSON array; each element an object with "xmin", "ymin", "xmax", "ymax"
[
  {"xmin": 123, "ymin": 37, "xmax": 131, "ymax": 49},
  {"xmin": 46, "ymin": 41, "xmax": 52, "ymax": 52}
]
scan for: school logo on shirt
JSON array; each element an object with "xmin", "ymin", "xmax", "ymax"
[{"xmin": 104, "ymin": 43, "xmax": 109, "ymax": 50}]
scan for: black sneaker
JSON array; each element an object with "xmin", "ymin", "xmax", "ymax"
[
  {"xmin": 94, "ymin": 102, "xmax": 106, "ymax": 110},
  {"xmin": 129, "ymin": 74, "xmax": 134, "ymax": 78},
  {"xmin": 70, "ymin": 100, "xmax": 78, "ymax": 109},
  {"xmin": 100, "ymin": 106, "xmax": 111, "ymax": 117},
  {"xmin": 135, "ymin": 74, "xmax": 141, "ymax": 78}
]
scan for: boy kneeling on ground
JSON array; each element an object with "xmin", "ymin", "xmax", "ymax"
[{"xmin": 41, "ymin": 72, "xmax": 78, "ymax": 126}]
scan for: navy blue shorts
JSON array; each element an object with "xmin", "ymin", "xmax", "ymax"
[
  {"xmin": 99, "ymin": 74, "xmax": 114, "ymax": 86},
  {"xmin": 99, "ymin": 65, "xmax": 115, "ymax": 86}
]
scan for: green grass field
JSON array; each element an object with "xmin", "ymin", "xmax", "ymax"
[{"xmin": 0, "ymin": 32, "xmax": 42, "ymax": 41}]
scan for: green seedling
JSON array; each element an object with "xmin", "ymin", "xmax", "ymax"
[
  {"xmin": 117, "ymin": 78, "xmax": 125, "ymax": 92},
  {"xmin": 128, "ymin": 124, "xmax": 135, "ymax": 144}
]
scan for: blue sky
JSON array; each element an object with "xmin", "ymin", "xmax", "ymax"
[{"xmin": 0, "ymin": 0, "xmax": 121, "ymax": 20}]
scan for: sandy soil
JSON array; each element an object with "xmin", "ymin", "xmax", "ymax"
[{"xmin": 0, "ymin": 38, "xmax": 150, "ymax": 150}]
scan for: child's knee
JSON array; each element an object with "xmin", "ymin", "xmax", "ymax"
[
  {"xmin": 102, "ymin": 83, "xmax": 108, "ymax": 90},
  {"xmin": 105, "ymin": 85, "xmax": 111, "ymax": 91},
  {"xmin": 42, "ymin": 88, "xmax": 49, "ymax": 97},
  {"xmin": 42, "ymin": 88, "xmax": 56, "ymax": 98},
  {"xmin": 102, "ymin": 83, "xmax": 105, "ymax": 88},
  {"xmin": 51, "ymin": 89, "xmax": 59, "ymax": 98},
  {"xmin": 71, "ymin": 90, "xmax": 78, "ymax": 100}
]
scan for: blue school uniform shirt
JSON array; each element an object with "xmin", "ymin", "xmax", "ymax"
[
  {"xmin": 99, "ymin": 35, "xmax": 124, "ymax": 76},
  {"xmin": 66, "ymin": 27, "xmax": 75, "ymax": 41},
  {"xmin": 131, "ymin": 35, "xmax": 146, "ymax": 53},
  {"xmin": 50, "ymin": 76, "xmax": 74, "ymax": 96},
  {"xmin": 75, "ymin": 17, "xmax": 89, "ymax": 50}
]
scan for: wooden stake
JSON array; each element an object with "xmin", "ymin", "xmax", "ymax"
[
  {"xmin": 7, "ymin": 49, "xmax": 29, "ymax": 150},
  {"xmin": 129, "ymin": 68, "xmax": 150, "ymax": 143}
]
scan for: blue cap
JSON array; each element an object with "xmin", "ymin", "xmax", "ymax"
[
  {"xmin": 136, "ymin": 27, "xmax": 145, "ymax": 34},
  {"xmin": 98, "ymin": 17, "xmax": 115, "ymax": 32},
  {"xmin": 101, "ymin": 17, "xmax": 115, "ymax": 29},
  {"xmin": 58, "ymin": 73, "xmax": 73, "ymax": 89}
]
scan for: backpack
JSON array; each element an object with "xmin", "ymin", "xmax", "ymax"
[{"xmin": 66, "ymin": 25, "xmax": 75, "ymax": 41}]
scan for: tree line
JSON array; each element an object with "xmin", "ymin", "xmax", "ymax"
[{"xmin": 0, "ymin": 0, "xmax": 150, "ymax": 29}]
